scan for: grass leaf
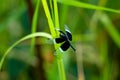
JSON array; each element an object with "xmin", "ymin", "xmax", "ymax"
[
  {"xmin": 42, "ymin": 0, "xmax": 66, "ymax": 80},
  {"xmin": 0, "ymin": 32, "xmax": 52, "ymax": 70},
  {"xmin": 100, "ymin": 13, "xmax": 120, "ymax": 47},
  {"xmin": 57, "ymin": 0, "xmax": 120, "ymax": 13},
  {"xmin": 31, "ymin": 0, "xmax": 40, "ymax": 54},
  {"xmin": 41, "ymin": 0, "xmax": 56, "ymax": 38}
]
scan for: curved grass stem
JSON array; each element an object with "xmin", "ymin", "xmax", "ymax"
[{"xmin": 0, "ymin": 32, "xmax": 52, "ymax": 70}]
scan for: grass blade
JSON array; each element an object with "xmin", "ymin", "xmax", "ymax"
[
  {"xmin": 100, "ymin": 13, "xmax": 120, "ymax": 47},
  {"xmin": 41, "ymin": 0, "xmax": 66, "ymax": 80},
  {"xmin": 31, "ymin": 0, "xmax": 40, "ymax": 54},
  {"xmin": 0, "ymin": 32, "xmax": 52, "ymax": 70},
  {"xmin": 53, "ymin": 0, "xmax": 66, "ymax": 80},
  {"xmin": 57, "ymin": 0, "xmax": 120, "ymax": 13},
  {"xmin": 41, "ymin": 0, "xmax": 56, "ymax": 38},
  {"xmin": 54, "ymin": 0, "xmax": 60, "ymax": 29}
]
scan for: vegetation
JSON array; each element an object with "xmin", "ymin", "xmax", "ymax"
[{"xmin": 0, "ymin": 0, "xmax": 120, "ymax": 80}]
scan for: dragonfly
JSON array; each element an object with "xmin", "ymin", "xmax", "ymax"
[{"xmin": 54, "ymin": 25, "xmax": 76, "ymax": 52}]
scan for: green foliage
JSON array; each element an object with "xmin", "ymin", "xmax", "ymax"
[
  {"xmin": 31, "ymin": 0, "xmax": 40, "ymax": 54},
  {"xmin": 57, "ymin": 0, "xmax": 120, "ymax": 13},
  {"xmin": 0, "ymin": 32, "xmax": 52, "ymax": 70},
  {"xmin": 0, "ymin": 0, "xmax": 120, "ymax": 80},
  {"xmin": 41, "ymin": 0, "xmax": 66, "ymax": 80},
  {"xmin": 100, "ymin": 13, "xmax": 120, "ymax": 47}
]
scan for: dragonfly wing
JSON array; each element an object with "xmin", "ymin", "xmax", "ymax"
[
  {"xmin": 54, "ymin": 37, "xmax": 66, "ymax": 43},
  {"xmin": 64, "ymin": 25, "xmax": 72, "ymax": 41},
  {"xmin": 60, "ymin": 41, "xmax": 70, "ymax": 51}
]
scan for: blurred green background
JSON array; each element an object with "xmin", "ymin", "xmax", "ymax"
[{"xmin": 0, "ymin": 0, "xmax": 120, "ymax": 80}]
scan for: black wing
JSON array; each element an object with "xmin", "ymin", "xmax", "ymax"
[
  {"xmin": 55, "ymin": 29, "xmax": 67, "ymax": 43},
  {"xmin": 55, "ymin": 37, "xmax": 66, "ymax": 43},
  {"xmin": 60, "ymin": 41, "xmax": 70, "ymax": 51},
  {"xmin": 64, "ymin": 25, "xmax": 72, "ymax": 41}
]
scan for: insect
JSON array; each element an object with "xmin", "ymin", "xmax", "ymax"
[{"xmin": 54, "ymin": 25, "xmax": 76, "ymax": 52}]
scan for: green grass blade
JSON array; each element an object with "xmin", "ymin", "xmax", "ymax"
[
  {"xmin": 57, "ymin": 0, "xmax": 120, "ymax": 13},
  {"xmin": 41, "ymin": 0, "xmax": 66, "ymax": 80},
  {"xmin": 49, "ymin": 0, "xmax": 55, "ymax": 23},
  {"xmin": 60, "ymin": 5, "xmax": 68, "ymax": 27},
  {"xmin": 31, "ymin": 0, "xmax": 40, "ymax": 54},
  {"xmin": 100, "ymin": 13, "xmax": 120, "ymax": 47},
  {"xmin": 99, "ymin": 34, "xmax": 109, "ymax": 80},
  {"xmin": 57, "ymin": 59, "xmax": 66, "ymax": 80},
  {"xmin": 41, "ymin": 0, "xmax": 56, "ymax": 38},
  {"xmin": 0, "ymin": 32, "xmax": 52, "ymax": 70},
  {"xmin": 53, "ymin": 1, "xmax": 66, "ymax": 80},
  {"xmin": 54, "ymin": 0, "xmax": 60, "ymax": 29}
]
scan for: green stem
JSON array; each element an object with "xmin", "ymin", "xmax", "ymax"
[
  {"xmin": 53, "ymin": 0, "xmax": 60, "ymax": 29},
  {"xmin": 100, "ymin": 13, "xmax": 120, "ymax": 48},
  {"xmin": 41, "ymin": 0, "xmax": 56, "ymax": 37},
  {"xmin": 31, "ymin": 0, "xmax": 40, "ymax": 54},
  {"xmin": 53, "ymin": 0, "xmax": 66, "ymax": 79},
  {"xmin": 41, "ymin": 0, "xmax": 66, "ymax": 80},
  {"xmin": 58, "ymin": 59, "xmax": 66, "ymax": 80},
  {"xmin": 0, "ymin": 32, "xmax": 52, "ymax": 70},
  {"xmin": 49, "ymin": 0, "xmax": 55, "ymax": 23},
  {"xmin": 57, "ymin": 0, "xmax": 120, "ymax": 13}
]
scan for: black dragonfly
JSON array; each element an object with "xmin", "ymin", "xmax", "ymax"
[{"xmin": 54, "ymin": 25, "xmax": 76, "ymax": 52}]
